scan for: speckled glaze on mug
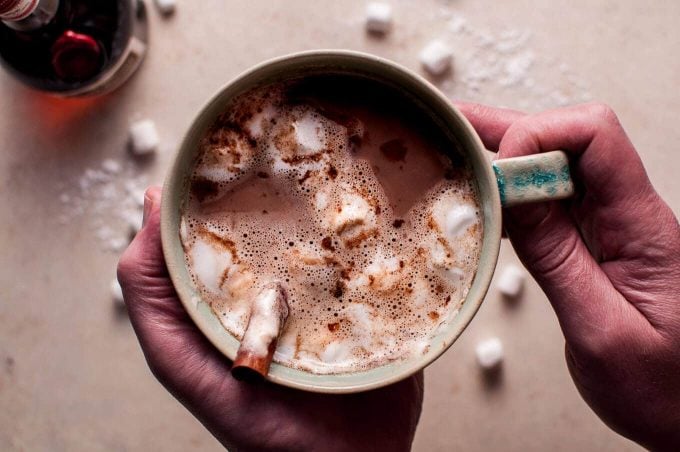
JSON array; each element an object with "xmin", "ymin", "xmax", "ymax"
[{"xmin": 161, "ymin": 50, "xmax": 573, "ymax": 394}]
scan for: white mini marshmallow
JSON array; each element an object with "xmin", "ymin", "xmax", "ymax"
[
  {"xmin": 321, "ymin": 341, "xmax": 352, "ymax": 364},
  {"xmin": 364, "ymin": 251, "xmax": 402, "ymax": 292},
  {"xmin": 190, "ymin": 236, "xmax": 236, "ymax": 294},
  {"xmin": 129, "ymin": 119, "xmax": 160, "ymax": 156},
  {"xmin": 110, "ymin": 279, "xmax": 124, "ymax": 306},
  {"xmin": 475, "ymin": 337, "xmax": 504, "ymax": 369},
  {"xmin": 496, "ymin": 264, "xmax": 525, "ymax": 297},
  {"xmin": 244, "ymin": 104, "xmax": 277, "ymax": 139},
  {"xmin": 419, "ymin": 40, "xmax": 453, "ymax": 76},
  {"xmin": 332, "ymin": 192, "xmax": 373, "ymax": 235},
  {"xmin": 154, "ymin": 0, "xmax": 176, "ymax": 15},
  {"xmin": 365, "ymin": 2, "xmax": 393, "ymax": 34},
  {"xmin": 444, "ymin": 204, "xmax": 477, "ymax": 239},
  {"xmin": 293, "ymin": 112, "xmax": 327, "ymax": 155}
]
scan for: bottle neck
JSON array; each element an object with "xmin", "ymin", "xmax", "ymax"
[{"xmin": 1, "ymin": 0, "xmax": 59, "ymax": 31}]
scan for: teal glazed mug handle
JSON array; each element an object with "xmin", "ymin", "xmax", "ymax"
[{"xmin": 491, "ymin": 150, "xmax": 575, "ymax": 207}]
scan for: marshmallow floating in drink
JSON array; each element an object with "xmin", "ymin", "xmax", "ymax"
[
  {"xmin": 196, "ymin": 128, "xmax": 256, "ymax": 185},
  {"xmin": 330, "ymin": 189, "xmax": 379, "ymax": 246},
  {"xmin": 475, "ymin": 337, "xmax": 504, "ymax": 369},
  {"xmin": 129, "ymin": 119, "xmax": 160, "ymax": 156},
  {"xmin": 293, "ymin": 111, "xmax": 328, "ymax": 155},
  {"xmin": 362, "ymin": 250, "xmax": 403, "ymax": 292},
  {"xmin": 244, "ymin": 104, "xmax": 278, "ymax": 140},
  {"xmin": 425, "ymin": 193, "xmax": 480, "ymax": 275},
  {"xmin": 188, "ymin": 229, "xmax": 255, "ymax": 299},
  {"xmin": 496, "ymin": 264, "xmax": 525, "ymax": 298},
  {"xmin": 419, "ymin": 40, "xmax": 453, "ymax": 76},
  {"xmin": 365, "ymin": 2, "xmax": 393, "ymax": 35}
]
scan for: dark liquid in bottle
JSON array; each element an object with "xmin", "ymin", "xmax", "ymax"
[{"xmin": 0, "ymin": 0, "xmax": 132, "ymax": 93}]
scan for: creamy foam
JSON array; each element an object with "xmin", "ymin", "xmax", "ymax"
[{"xmin": 181, "ymin": 76, "xmax": 483, "ymax": 374}]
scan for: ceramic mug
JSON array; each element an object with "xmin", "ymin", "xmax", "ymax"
[{"xmin": 161, "ymin": 50, "xmax": 574, "ymax": 394}]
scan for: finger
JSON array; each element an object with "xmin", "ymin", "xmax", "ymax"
[
  {"xmin": 497, "ymin": 102, "xmax": 653, "ymax": 206},
  {"xmin": 454, "ymin": 102, "xmax": 526, "ymax": 151},
  {"xmin": 495, "ymin": 104, "xmax": 653, "ymax": 342},
  {"xmin": 118, "ymin": 186, "xmax": 175, "ymax": 303},
  {"xmin": 454, "ymin": 102, "xmax": 524, "ymax": 238}
]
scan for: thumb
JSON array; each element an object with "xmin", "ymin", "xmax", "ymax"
[
  {"xmin": 117, "ymin": 185, "xmax": 184, "ymax": 331},
  {"xmin": 117, "ymin": 186, "xmax": 233, "ymax": 399},
  {"xmin": 126, "ymin": 185, "xmax": 166, "ymax": 280},
  {"xmin": 495, "ymin": 106, "xmax": 648, "ymax": 346}
]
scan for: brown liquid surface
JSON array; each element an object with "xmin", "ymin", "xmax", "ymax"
[{"xmin": 181, "ymin": 75, "xmax": 483, "ymax": 374}]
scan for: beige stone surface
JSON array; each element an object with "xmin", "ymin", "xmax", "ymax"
[{"xmin": 1, "ymin": 0, "xmax": 678, "ymax": 450}]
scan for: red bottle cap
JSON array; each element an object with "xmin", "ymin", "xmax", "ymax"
[
  {"xmin": 51, "ymin": 30, "xmax": 102, "ymax": 81},
  {"xmin": 0, "ymin": 0, "xmax": 38, "ymax": 20}
]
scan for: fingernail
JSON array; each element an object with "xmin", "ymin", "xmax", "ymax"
[{"xmin": 142, "ymin": 190, "xmax": 155, "ymax": 227}]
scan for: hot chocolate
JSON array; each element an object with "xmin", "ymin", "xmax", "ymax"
[{"xmin": 180, "ymin": 75, "xmax": 483, "ymax": 374}]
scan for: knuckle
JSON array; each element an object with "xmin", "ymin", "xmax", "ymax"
[
  {"xmin": 585, "ymin": 102, "xmax": 620, "ymax": 126},
  {"xmin": 144, "ymin": 355, "xmax": 180, "ymax": 396},
  {"xmin": 528, "ymin": 230, "xmax": 581, "ymax": 282},
  {"xmin": 116, "ymin": 251, "xmax": 135, "ymax": 286},
  {"xmin": 574, "ymin": 324, "xmax": 645, "ymax": 368},
  {"xmin": 573, "ymin": 333, "xmax": 623, "ymax": 368},
  {"xmin": 502, "ymin": 115, "xmax": 541, "ymax": 152},
  {"xmin": 146, "ymin": 356, "xmax": 170, "ymax": 386}
]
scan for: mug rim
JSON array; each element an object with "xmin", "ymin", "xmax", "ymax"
[{"xmin": 161, "ymin": 49, "xmax": 502, "ymax": 393}]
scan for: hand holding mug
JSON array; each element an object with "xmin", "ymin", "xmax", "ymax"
[
  {"xmin": 117, "ymin": 187, "xmax": 424, "ymax": 452},
  {"xmin": 459, "ymin": 102, "xmax": 680, "ymax": 450}
]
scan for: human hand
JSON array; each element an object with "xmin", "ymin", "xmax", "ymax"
[
  {"xmin": 117, "ymin": 187, "xmax": 424, "ymax": 452},
  {"xmin": 457, "ymin": 102, "xmax": 680, "ymax": 450}
]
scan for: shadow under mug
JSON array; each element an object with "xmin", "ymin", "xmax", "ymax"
[{"xmin": 160, "ymin": 50, "xmax": 574, "ymax": 394}]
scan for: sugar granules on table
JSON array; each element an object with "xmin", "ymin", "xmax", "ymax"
[{"xmin": 57, "ymin": 157, "xmax": 151, "ymax": 252}]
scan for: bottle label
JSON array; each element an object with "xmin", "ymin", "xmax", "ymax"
[{"xmin": 0, "ymin": 0, "xmax": 39, "ymax": 21}]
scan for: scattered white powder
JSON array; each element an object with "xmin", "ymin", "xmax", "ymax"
[
  {"xmin": 447, "ymin": 16, "xmax": 466, "ymax": 33},
  {"xmin": 56, "ymin": 157, "xmax": 153, "ymax": 253},
  {"xmin": 102, "ymin": 159, "xmax": 122, "ymax": 174},
  {"xmin": 405, "ymin": 5, "xmax": 593, "ymax": 111}
]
